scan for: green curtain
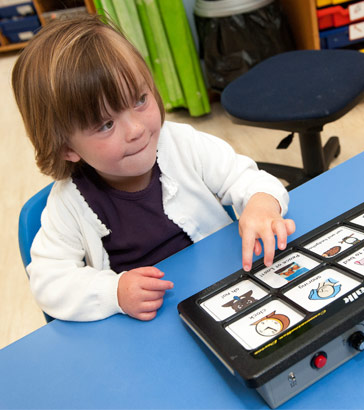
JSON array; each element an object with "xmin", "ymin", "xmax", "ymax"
[{"xmin": 95, "ymin": 0, "xmax": 210, "ymax": 117}]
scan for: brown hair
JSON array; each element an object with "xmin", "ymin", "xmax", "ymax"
[{"xmin": 12, "ymin": 15, "xmax": 165, "ymax": 180}]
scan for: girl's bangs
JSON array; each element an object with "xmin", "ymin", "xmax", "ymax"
[{"xmin": 63, "ymin": 33, "xmax": 150, "ymax": 132}]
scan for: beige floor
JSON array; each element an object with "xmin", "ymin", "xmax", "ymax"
[{"xmin": 1, "ymin": 51, "xmax": 364, "ymax": 350}]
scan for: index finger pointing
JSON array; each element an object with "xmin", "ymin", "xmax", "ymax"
[
  {"xmin": 242, "ymin": 231, "xmax": 256, "ymax": 272},
  {"xmin": 260, "ymin": 230, "xmax": 276, "ymax": 268}
]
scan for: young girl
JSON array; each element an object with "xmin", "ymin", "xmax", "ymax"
[{"xmin": 12, "ymin": 15, "xmax": 295, "ymax": 322}]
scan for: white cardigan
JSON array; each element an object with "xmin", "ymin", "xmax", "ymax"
[{"xmin": 28, "ymin": 121, "xmax": 289, "ymax": 321}]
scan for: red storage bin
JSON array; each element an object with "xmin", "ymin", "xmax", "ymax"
[{"xmin": 317, "ymin": 5, "xmax": 364, "ymax": 29}]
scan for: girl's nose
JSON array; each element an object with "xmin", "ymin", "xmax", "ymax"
[{"xmin": 124, "ymin": 113, "xmax": 144, "ymax": 142}]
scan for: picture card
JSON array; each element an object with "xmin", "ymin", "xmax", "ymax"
[
  {"xmin": 225, "ymin": 299, "xmax": 304, "ymax": 350},
  {"xmin": 350, "ymin": 213, "xmax": 364, "ymax": 228},
  {"xmin": 304, "ymin": 226, "xmax": 364, "ymax": 258},
  {"xmin": 200, "ymin": 280, "xmax": 268, "ymax": 321},
  {"xmin": 254, "ymin": 252, "xmax": 319, "ymax": 288},
  {"xmin": 338, "ymin": 246, "xmax": 364, "ymax": 276},
  {"xmin": 284, "ymin": 268, "xmax": 361, "ymax": 312}
]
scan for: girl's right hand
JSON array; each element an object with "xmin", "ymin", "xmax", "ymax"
[{"xmin": 117, "ymin": 266, "xmax": 174, "ymax": 321}]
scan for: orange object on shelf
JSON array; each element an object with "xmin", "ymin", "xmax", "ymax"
[{"xmin": 317, "ymin": 0, "xmax": 352, "ymax": 7}]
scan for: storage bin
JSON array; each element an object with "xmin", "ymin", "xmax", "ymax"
[
  {"xmin": 0, "ymin": 14, "xmax": 40, "ymax": 43},
  {"xmin": 317, "ymin": 5, "xmax": 364, "ymax": 30},
  {"xmin": 0, "ymin": 2, "xmax": 35, "ymax": 19},
  {"xmin": 320, "ymin": 24, "xmax": 364, "ymax": 48}
]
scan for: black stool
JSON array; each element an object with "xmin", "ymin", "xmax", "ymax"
[{"xmin": 221, "ymin": 50, "xmax": 364, "ymax": 190}]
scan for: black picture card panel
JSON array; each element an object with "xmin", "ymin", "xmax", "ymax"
[
  {"xmin": 253, "ymin": 250, "xmax": 321, "ymax": 289},
  {"xmin": 283, "ymin": 265, "xmax": 361, "ymax": 313},
  {"xmin": 177, "ymin": 203, "xmax": 364, "ymax": 387},
  {"xmin": 337, "ymin": 244, "xmax": 364, "ymax": 277},
  {"xmin": 200, "ymin": 278, "xmax": 269, "ymax": 321},
  {"xmin": 303, "ymin": 225, "xmax": 364, "ymax": 259},
  {"xmin": 350, "ymin": 211, "xmax": 364, "ymax": 228},
  {"xmin": 225, "ymin": 297, "xmax": 305, "ymax": 351}
]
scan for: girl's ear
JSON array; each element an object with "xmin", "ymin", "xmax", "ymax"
[{"xmin": 62, "ymin": 145, "xmax": 81, "ymax": 163}]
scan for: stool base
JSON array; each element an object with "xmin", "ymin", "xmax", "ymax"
[{"xmin": 258, "ymin": 135, "xmax": 340, "ymax": 190}]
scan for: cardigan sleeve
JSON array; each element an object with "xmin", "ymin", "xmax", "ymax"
[
  {"xmin": 27, "ymin": 182, "xmax": 124, "ymax": 321},
  {"xmin": 177, "ymin": 124, "xmax": 289, "ymax": 217}
]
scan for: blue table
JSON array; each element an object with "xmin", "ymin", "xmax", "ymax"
[{"xmin": 1, "ymin": 152, "xmax": 364, "ymax": 409}]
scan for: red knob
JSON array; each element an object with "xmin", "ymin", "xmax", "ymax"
[{"xmin": 312, "ymin": 352, "xmax": 327, "ymax": 369}]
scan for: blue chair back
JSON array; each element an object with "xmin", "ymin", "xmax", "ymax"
[
  {"xmin": 18, "ymin": 183, "xmax": 54, "ymax": 269},
  {"xmin": 224, "ymin": 205, "xmax": 237, "ymax": 221},
  {"xmin": 18, "ymin": 183, "xmax": 54, "ymax": 322}
]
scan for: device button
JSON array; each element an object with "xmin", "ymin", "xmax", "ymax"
[
  {"xmin": 349, "ymin": 331, "xmax": 364, "ymax": 351},
  {"xmin": 311, "ymin": 352, "xmax": 327, "ymax": 369}
]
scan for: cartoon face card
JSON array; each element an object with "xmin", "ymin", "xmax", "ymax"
[
  {"xmin": 350, "ymin": 213, "xmax": 364, "ymax": 227},
  {"xmin": 284, "ymin": 268, "xmax": 361, "ymax": 312},
  {"xmin": 200, "ymin": 280, "xmax": 268, "ymax": 321},
  {"xmin": 254, "ymin": 252, "xmax": 319, "ymax": 288},
  {"xmin": 304, "ymin": 226, "xmax": 364, "ymax": 258},
  {"xmin": 338, "ymin": 246, "xmax": 364, "ymax": 276},
  {"xmin": 225, "ymin": 299, "xmax": 304, "ymax": 350}
]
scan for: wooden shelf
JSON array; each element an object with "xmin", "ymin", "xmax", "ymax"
[
  {"xmin": 281, "ymin": 0, "xmax": 320, "ymax": 50},
  {"xmin": 0, "ymin": 41, "xmax": 29, "ymax": 53},
  {"xmin": 0, "ymin": 0, "xmax": 95, "ymax": 53}
]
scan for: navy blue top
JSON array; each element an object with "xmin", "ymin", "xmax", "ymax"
[{"xmin": 72, "ymin": 163, "xmax": 192, "ymax": 273}]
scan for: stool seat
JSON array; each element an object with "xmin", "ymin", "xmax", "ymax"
[{"xmin": 221, "ymin": 50, "xmax": 364, "ymax": 189}]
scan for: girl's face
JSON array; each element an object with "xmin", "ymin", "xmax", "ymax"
[{"xmin": 63, "ymin": 82, "xmax": 161, "ymax": 191}]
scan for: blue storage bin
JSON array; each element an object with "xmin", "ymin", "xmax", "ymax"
[
  {"xmin": 0, "ymin": 2, "xmax": 35, "ymax": 19},
  {"xmin": 0, "ymin": 15, "xmax": 40, "ymax": 43},
  {"xmin": 320, "ymin": 25, "xmax": 364, "ymax": 49}
]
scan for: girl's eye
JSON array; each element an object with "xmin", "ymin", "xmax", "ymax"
[
  {"xmin": 135, "ymin": 93, "xmax": 147, "ymax": 107},
  {"xmin": 99, "ymin": 120, "xmax": 114, "ymax": 132}
]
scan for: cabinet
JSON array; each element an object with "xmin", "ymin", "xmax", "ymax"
[
  {"xmin": 281, "ymin": 0, "xmax": 364, "ymax": 50},
  {"xmin": 0, "ymin": 0, "xmax": 95, "ymax": 53}
]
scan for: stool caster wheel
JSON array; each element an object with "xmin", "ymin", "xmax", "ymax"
[
  {"xmin": 334, "ymin": 143, "xmax": 341, "ymax": 158},
  {"xmin": 324, "ymin": 136, "xmax": 340, "ymax": 166}
]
